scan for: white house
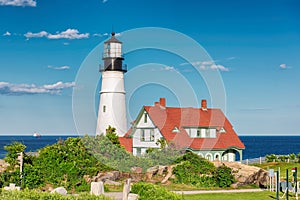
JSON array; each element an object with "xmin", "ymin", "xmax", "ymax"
[{"xmin": 120, "ymin": 98, "xmax": 245, "ymax": 162}]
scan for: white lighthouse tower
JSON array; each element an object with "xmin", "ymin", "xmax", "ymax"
[{"xmin": 96, "ymin": 32, "xmax": 127, "ymax": 136}]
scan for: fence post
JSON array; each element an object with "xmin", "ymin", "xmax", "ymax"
[{"xmin": 286, "ymin": 169, "xmax": 289, "ymax": 200}]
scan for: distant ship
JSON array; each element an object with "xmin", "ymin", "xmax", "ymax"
[{"xmin": 33, "ymin": 132, "xmax": 41, "ymax": 137}]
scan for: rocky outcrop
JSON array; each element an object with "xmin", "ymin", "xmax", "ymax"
[
  {"xmin": 213, "ymin": 161, "xmax": 269, "ymax": 187},
  {"xmin": 0, "ymin": 159, "xmax": 9, "ymax": 172}
]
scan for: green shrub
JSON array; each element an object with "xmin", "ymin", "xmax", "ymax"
[
  {"xmin": 213, "ymin": 165, "xmax": 235, "ymax": 187},
  {"xmin": 131, "ymin": 182, "xmax": 183, "ymax": 200},
  {"xmin": 172, "ymin": 152, "xmax": 235, "ymax": 188},
  {"xmin": 0, "ymin": 188, "xmax": 111, "ymax": 200},
  {"xmin": 266, "ymin": 154, "xmax": 277, "ymax": 162}
]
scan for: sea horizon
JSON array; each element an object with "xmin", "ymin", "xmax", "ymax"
[{"xmin": 1, "ymin": 135, "xmax": 300, "ymax": 160}]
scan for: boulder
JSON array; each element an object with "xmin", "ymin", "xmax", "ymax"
[
  {"xmin": 104, "ymin": 179, "xmax": 121, "ymax": 185},
  {"xmin": 131, "ymin": 166, "xmax": 143, "ymax": 174},
  {"xmin": 50, "ymin": 187, "xmax": 67, "ymax": 195},
  {"xmin": 213, "ymin": 161, "xmax": 269, "ymax": 187}
]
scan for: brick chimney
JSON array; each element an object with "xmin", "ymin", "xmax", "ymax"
[
  {"xmin": 154, "ymin": 102, "xmax": 159, "ymax": 106},
  {"xmin": 159, "ymin": 98, "xmax": 166, "ymax": 107},
  {"xmin": 201, "ymin": 99, "xmax": 207, "ymax": 110}
]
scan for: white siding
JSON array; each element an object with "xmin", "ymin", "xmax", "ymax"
[{"xmin": 132, "ymin": 112, "xmax": 163, "ymax": 152}]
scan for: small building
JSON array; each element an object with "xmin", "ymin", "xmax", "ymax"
[{"xmin": 120, "ymin": 98, "xmax": 245, "ymax": 162}]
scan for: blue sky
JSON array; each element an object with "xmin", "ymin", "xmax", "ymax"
[{"xmin": 0, "ymin": 0, "xmax": 299, "ymax": 135}]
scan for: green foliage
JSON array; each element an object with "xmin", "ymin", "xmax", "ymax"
[
  {"xmin": 105, "ymin": 126, "xmax": 121, "ymax": 148},
  {"xmin": 156, "ymin": 138, "xmax": 167, "ymax": 149},
  {"xmin": 266, "ymin": 154, "xmax": 278, "ymax": 162},
  {"xmin": 4, "ymin": 142, "xmax": 26, "ymax": 171},
  {"xmin": 213, "ymin": 165, "xmax": 235, "ymax": 187},
  {"xmin": 26, "ymin": 137, "xmax": 105, "ymax": 190},
  {"xmin": 82, "ymin": 135, "xmax": 182, "ymax": 172},
  {"xmin": 173, "ymin": 152, "xmax": 235, "ymax": 188},
  {"xmin": 289, "ymin": 153, "xmax": 296, "ymax": 162},
  {"xmin": 131, "ymin": 182, "xmax": 183, "ymax": 200},
  {"xmin": 0, "ymin": 188, "xmax": 112, "ymax": 200}
]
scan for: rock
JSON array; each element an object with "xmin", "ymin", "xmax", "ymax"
[
  {"xmin": 145, "ymin": 166, "xmax": 159, "ymax": 180},
  {"xmin": 0, "ymin": 159, "xmax": 10, "ymax": 173},
  {"xmin": 131, "ymin": 166, "xmax": 143, "ymax": 174},
  {"xmin": 230, "ymin": 183, "xmax": 238, "ymax": 189},
  {"xmin": 157, "ymin": 165, "xmax": 168, "ymax": 176},
  {"xmin": 50, "ymin": 187, "xmax": 67, "ymax": 195},
  {"xmin": 128, "ymin": 193, "xmax": 139, "ymax": 200},
  {"xmin": 161, "ymin": 165, "xmax": 176, "ymax": 184},
  {"xmin": 90, "ymin": 182, "xmax": 104, "ymax": 196},
  {"xmin": 213, "ymin": 161, "xmax": 269, "ymax": 187},
  {"xmin": 104, "ymin": 179, "xmax": 121, "ymax": 185}
]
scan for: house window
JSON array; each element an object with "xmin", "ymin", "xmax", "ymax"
[
  {"xmin": 196, "ymin": 129, "xmax": 201, "ymax": 137},
  {"xmin": 144, "ymin": 113, "xmax": 148, "ymax": 123},
  {"xmin": 205, "ymin": 129, "xmax": 210, "ymax": 138},
  {"xmin": 103, "ymin": 105, "xmax": 106, "ymax": 112},
  {"xmin": 150, "ymin": 129, "xmax": 154, "ymax": 141},
  {"xmin": 220, "ymin": 127, "xmax": 226, "ymax": 133},
  {"xmin": 140, "ymin": 130, "xmax": 145, "ymax": 141}
]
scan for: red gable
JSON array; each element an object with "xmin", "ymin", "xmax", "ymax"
[{"xmin": 120, "ymin": 99, "xmax": 245, "ymax": 151}]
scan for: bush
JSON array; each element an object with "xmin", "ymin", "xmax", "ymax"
[
  {"xmin": 131, "ymin": 182, "xmax": 183, "ymax": 200},
  {"xmin": 0, "ymin": 188, "xmax": 111, "ymax": 200},
  {"xmin": 172, "ymin": 152, "xmax": 235, "ymax": 188},
  {"xmin": 213, "ymin": 165, "xmax": 235, "ymax": 187}
]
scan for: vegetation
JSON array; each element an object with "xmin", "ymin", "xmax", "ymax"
[
  {"xmin": 0, "ymin": 189, "xmax": 112, "ymax": 200},
  {"xmin": 1, "ymin": 137, "xmax": 109, "ymax": 191},
  {"xmin": 82, "ymin": 134, "xmax": 182, "ymax": 172},
  {"xmin": 265, "ymin": 153, "xmax": 299, "ymax": 163},
  {"xmin": 1, "ymin": 128, "xmax": 236, "ymax": 193},
  {"xmin": 131, "ymin": 182, "xmax": 183, "ymax": 200},
  {"xmin": 184, "ymin": 191, "xmax": 284, "ymax": 200},
  {"xmin": 105, "ymin": 126, "xmax": 121, "ymax": 148},
  {"xmin": 254, "ymin": 161, "xmax": 300, "ymax": 181},
  {"xmin": 172, "ymin": 152, "xmax": 235, "ymax": 188},
  {"xmin": 4, "ymin": 142, "xmax": 27, "ymax": 171}
]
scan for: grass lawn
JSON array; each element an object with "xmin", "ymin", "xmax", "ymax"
[
  {"xmin": 184, "ymin": 191, "xmax": 296, "ymax": 200},
  {"xmin": 254, "ymin": 162, "xmax": 300, "ymax": 181}
]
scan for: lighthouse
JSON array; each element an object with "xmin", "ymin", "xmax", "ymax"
[{"xmin": 96, "ymin": 32, "xmax": 127, "ymax": 136}]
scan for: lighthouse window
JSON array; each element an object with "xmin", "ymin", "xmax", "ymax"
[
  {"xmin": 144, "ymin": 113, "xmax": 148, "ymax": 123},
  {"xmin": 103, "ymin": 105, "xmax": 106, "ymax": 113}
]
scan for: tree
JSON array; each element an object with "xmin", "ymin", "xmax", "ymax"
[
  {"xmin": 4, "ymin": 142, "xmax": 26, "ymax": 171},
  {"xmin": 156, "ymin": 138, "xmax": 167, "ymax": 149},
  {"xmin": 105, "ymin": 125, "xmax": 121, "ymax": 148}
]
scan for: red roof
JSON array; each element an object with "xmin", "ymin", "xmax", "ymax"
[
  {"xmin": 119, "ymin": 135, "xmax": 132, "ymax": 152},
  {"xmin": 120, "ymin": 101, "xmax": 245, "ymax": 151}
]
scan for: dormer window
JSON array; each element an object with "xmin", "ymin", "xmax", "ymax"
[
  {"xmin": 220, "ymin": 127, "xmax": 226, "ymax": 133},
  {"xmin": 172, "ymin": 127, "xmax": 180, "ymax": 133},
  {"xmin": 144, "ymin": 113, "xmax": 148, "ymax": 123}
]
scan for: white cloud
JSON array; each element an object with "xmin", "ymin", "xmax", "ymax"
[
  {"xmin": 48, "ymin": 29, "xmax": 89, "ymax": 39},
  {"xmin": 3, "ymin": 31, "xmax": 11, "ymax": 36},
  {"xmin": 0, "ymin": 81, "xmax": 75, "ymax": 95},
  {"xmin": 93, "ymin": 32, "xmax": 120, "ymax": 37},
  {"xmin": 161, "ymin": 66, "xmax": 175, "ymax": 71},
  {"xmin": 24, "ymin": 31, "xmax": 48, "ymax": 38},
  {"xmin": 48, "ymin": 65, "xmax": 71, "ymax": 70},
  {"xmin": 0, "ymin": 0, "xmax": 36, "ymax": 7},
  {"xmin": 180, "ymin": 61, "xmax": 230, "ymax": 72},
  {"xmin": 279, "ymin": 63, "xmax": 292, "ymax": 69},
  {"xmin": 24, "ymin": 29, "xmax": 89, "ymax": 40}
]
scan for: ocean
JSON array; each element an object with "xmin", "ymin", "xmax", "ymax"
[{"xmin": 0, "ymin": 135, "xmax": 300, "ymax": 160}]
